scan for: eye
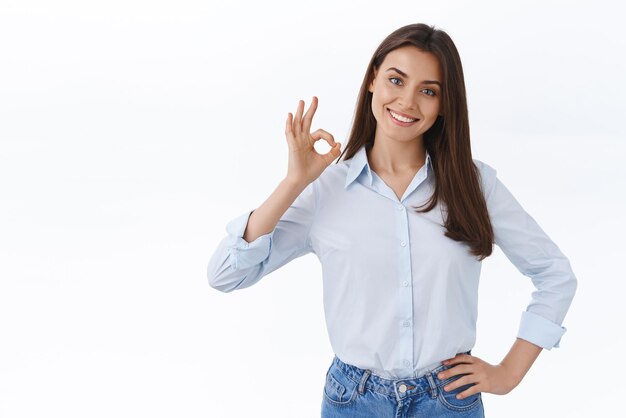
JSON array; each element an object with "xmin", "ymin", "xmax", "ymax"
[
  {"xmin": 389, "ymin": 77, "xmax": 403, "ymax": 86},
  {"xmin": 421, "ymin": 88, "xmax": 437, "ymax": 97}
]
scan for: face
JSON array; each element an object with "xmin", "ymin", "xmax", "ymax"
[{"xmin": 368, "ymin": 46, "xmax": 443, "ymax": 144}]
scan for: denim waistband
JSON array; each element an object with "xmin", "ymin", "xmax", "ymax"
[{"xmin": 331, "ymin": 350, "xmax": 472, "ymax": 401}]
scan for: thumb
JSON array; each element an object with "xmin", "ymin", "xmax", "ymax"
[{"xmin": 325, "ymin": 142, "xmax": 341, "ymax": 160}]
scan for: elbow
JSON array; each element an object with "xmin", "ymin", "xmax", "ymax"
[
  {"xmin": 207, "ymin": 262, "xmax": 237, "ymax": 293},
  {"xmin": 569, "ymin": 273, "xmax": 578, "ymax": 302},
  {"xmin": 207, "ymin": 253, "xmax": 237, "ymax": 293},
  {"xmin": 557, "ymin": 257, "xmax": 578, "ymax": 304},
  {"xmin": 208, "ymin": 257, "xmax": 255, "ymax": 293},
  {"xmin": 209, "ymin": 279, "xmax": 236, "ymax": 293},
  {"xmin": 208, "ymin": 272, "xmax": 229, "ymax": 293},
  {"xmin": 206, "ymin": 242, "xmax": 266, "ymax": 293}
]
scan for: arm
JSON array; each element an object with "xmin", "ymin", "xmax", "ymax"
[
  {"xmin": 208, "ymin": 96, "xmax": 341, "ymax": 293},
  {"xmin": 437, "ymin": 162, "xmax": 577, "ymax": 397},
  {"xmin": 207, "ymin": 177, "xmax": 317, "ymax": 293},
  {"xmin": 499, "ymin": 337, "xmax": 543, "ymax": 386},
  {"xmin": 441, "ymin": 337, "xmax": 543, "ymax": 396},
  {"xmin": 482, "ymin": 162, "xmax": 578, "ymax": 350},
  {"xmin": 243, "ymin": 178, "xmax": 309, "ymax": 243}
]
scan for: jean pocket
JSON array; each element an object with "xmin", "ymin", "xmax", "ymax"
[
  {"xmin": 437, "ymin": 373, "xmax": 482, "ymax": 412},
  {"xmin": 323, "ymin": 363, "xmax": 359, "ymax": 407}
]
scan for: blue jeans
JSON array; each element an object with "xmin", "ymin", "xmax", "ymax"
[{"xmin": 321, "ymin": 351, "xmax": 485, "ymax": 417}]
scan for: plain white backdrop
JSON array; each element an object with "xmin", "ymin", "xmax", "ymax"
[{"xmin": 1, "ymin": 0, "xmax": 624, "ymax": 417}]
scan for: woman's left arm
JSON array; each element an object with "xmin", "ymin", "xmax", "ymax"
[
  {"xmin": 438, "ymin": 337, "xmax": 542, "ymax": 398},
  {"xmin": 437, "ymin": 161, "xmax": 578, "ymax": 399}
]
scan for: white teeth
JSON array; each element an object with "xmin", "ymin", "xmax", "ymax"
[{"xmin": 389, "ymin": 109, "xmax": 417, "ymax": 123}]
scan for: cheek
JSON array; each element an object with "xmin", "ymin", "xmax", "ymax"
[
  {"xmin": 371, "ymin": 92, "xmax": 387, "ymax": 116},
  {"xmin": 421, "ymin": 99, "xmax": 441, "ymax": 118},
  {"xmin": 376, "ymin": 86, "xmax": 395, "ymax": 104}
]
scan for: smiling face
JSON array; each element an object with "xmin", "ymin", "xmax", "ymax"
[{"xmin": 368, "ymin": 45, "xmax": 443, "ymax": 144}]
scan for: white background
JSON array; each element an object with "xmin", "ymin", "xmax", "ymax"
[{"xmin": 1, "ymin": 0, "xmax": 624, "ymax": 417}]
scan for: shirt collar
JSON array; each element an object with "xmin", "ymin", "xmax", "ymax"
[{"xmin": 344, "ymin": 145, "xmax": 432, "ymax": 189}]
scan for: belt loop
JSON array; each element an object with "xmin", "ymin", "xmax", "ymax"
[
  {"xmin": 425, "ymin": 371, "xmax": 438, "ymax": 399},
  {"xmin": 358, "ymin": 369, "xmax": 371, "ymax": 395}
]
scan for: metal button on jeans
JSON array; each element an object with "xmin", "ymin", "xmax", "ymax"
[{"xmin": 398, "ymin": 384, "xmax": 407, "ymax": 393}]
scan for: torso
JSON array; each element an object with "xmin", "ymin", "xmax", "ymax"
[
  {"xmin": 373, "ymin": 169, "xmax": 421, "ymax": 201},
  {"xmin": 366, "ymin": 148, "xmax": 426, "ymax": 201}
]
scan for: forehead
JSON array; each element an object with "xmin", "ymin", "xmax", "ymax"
[{"xmin": 380, "ymin": 46, "xmax": 441, "ymax": 80}]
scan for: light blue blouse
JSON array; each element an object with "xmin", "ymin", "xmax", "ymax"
[{"xmin": 207, "ymin": 145, "xmax": 577, "ymax": 379}]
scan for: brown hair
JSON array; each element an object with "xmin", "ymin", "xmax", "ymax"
[{"xmin": 335, "ymin": 23, "xmax": 494, "ymax": 260}]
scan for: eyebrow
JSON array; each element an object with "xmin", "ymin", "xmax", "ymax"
[{"xmin": 385, "ymin": 67, "xmax": 441, "ymax": 87}]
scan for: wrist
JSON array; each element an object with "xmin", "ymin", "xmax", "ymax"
[
  {"xmin": 498, "ymin": 361, "xmax": 524, "ymax": 389},
  {"xmin": 282, "ymin": 176, "xmax": 309, "ymax": 190}
]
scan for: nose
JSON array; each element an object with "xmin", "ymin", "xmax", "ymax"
[{"xmin": 399, "ymin": 90, "xmax": 419, "ymax": 112}]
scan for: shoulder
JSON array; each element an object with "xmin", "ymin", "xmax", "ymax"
[
  {"xmin": 472, "ymin": 158, "xmax": 497, "ymax": 177},
  {"xmin": 317, "ymin": 159, "xmax": 349, "ymax": 186},
  {"xmin": 309, "ymin": 159, "xmax": 350, "ymax": 205},
  {"xmin": 472, "ymin": 158, "xmax": 498, "ymax": 199}
]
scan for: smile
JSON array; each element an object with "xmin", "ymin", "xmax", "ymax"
[{"xmin": 387, "ymin": 108, "xmax": 419, "ymax": 126}]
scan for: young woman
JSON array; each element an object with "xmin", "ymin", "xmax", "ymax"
[{"xmin": 207, "ymin": 23, "xmax": 577, "ymax": 417}]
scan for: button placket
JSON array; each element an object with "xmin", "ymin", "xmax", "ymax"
[{"xmin": 396, "ymin": 200, "xmax": 413, "ymax": 377}]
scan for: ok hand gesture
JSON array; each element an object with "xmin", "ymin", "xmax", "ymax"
[{"xmin": 285, "ymin": 96, "xmax": 342, "ymax": 186}]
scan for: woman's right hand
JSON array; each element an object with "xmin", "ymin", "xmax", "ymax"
[{"xmin": 284, "ymin": 96, "xmax": 342, "ymax": 187}]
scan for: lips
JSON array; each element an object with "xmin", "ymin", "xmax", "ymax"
[
  {"xmin": 388, "ymin": 108, "xmax": 419, "ymax": 121},
  {"xmin": 387, "ymin": 108, "xmax": 419, "ymax": 126}
]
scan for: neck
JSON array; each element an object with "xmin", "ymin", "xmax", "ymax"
[{"xmin": 367, "ymin": 138, "xmax": 426, "ymax": 175}]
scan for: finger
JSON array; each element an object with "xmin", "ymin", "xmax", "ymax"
[
  {"xmin": 437, "ymin": 364, "xmax": 471, "ymax": 381},
  {"xmin": 309, "ymin": 128, "xmax": 336, "ymax": 147},
  {"xmin": 285, "ymin": 113, "xmax": 297, "ymax": 146},
  {"xmin": 285, "ymin": 113, "xmax": 293, "ymax": 136},
  {"xmin": 301, "ymin": 96, "xmax": 318, "ymax": 135},
  {"xmin": 321, "ymin": 142, "xmax": 342, "ymax": 165},
  {"xmin": 293, "ymin": 99, "xmax": 304, "ymax": 133},
  {"xmin": 442, "ymin": 374, "xmax": 472, "ymax": 393},
  {"xmin": 456, "ymin": 385, "xmax": 481, "ymax": 400},
  {"xmin": 444, "ymin": 353, "xmax": 473, "ymax": 366}
]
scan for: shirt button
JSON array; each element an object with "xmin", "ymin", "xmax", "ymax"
[
  {"xmin": 398, "ymin": 384, "xmax": 407, "ymax": 393},
  {"xmin": 397, "ymin": 204, "xmax": 404, "ymax": 211},
  {"xmin": 402, "ymin": 281, "xmax": 408, "ymax": 286},
  {"xmin": 400, "ymin": 241, "xmax": 406, "ymax": 247},
  {"xmin": 403, "ymin": 359, "xmax": 411, "ymax": 367},
  {"xmin": 403, "ymin": 320, "xmax": 411, "ymax": 327}
]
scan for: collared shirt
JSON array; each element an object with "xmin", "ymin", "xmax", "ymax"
[{"xmin": 207, "ymin": 145, "xmax": 577, "ymax": 379}]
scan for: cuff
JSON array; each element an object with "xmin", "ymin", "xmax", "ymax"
[
  {"xmin": 225, "ymin": 210, "xmax": 274, "ymax": 271},
  {"xmin": 516, "ymin": 310, "xmax": 567, "ymax": 350}
]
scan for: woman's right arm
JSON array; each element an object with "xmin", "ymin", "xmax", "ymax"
[
  {"xmin": 207, "ymin": 97, "xmax": 341, "ymax": 292},
  {"xmin": 207, "ymin": 178, "xmax": 317, "ymax": 293}
]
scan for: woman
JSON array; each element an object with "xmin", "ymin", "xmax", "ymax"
[{"xmin": 207, "ymin": 23, "xmax": 577, "ymax": 417}]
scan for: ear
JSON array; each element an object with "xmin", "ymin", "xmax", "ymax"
[{"xmin": 368, "ymin": 69, "xmax": 378, "ymax": 93}]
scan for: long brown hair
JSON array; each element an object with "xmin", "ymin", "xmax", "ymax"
[{"xmin": 335, "ymin": 23, "xmax": 494, "ymax": 261}]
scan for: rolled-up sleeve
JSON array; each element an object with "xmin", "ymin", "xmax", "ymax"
[
  {"xmin": 479, "ymin": 161, "xmax": 578, "ymax": 349},
  {"xmin": 207, "ymin": 179, "xmax": 318, "ymax": 293}
]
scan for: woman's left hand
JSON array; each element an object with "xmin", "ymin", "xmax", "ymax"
[{"xmin": 436, "ymin": 352, "xmax": 521, "ymax": 398}]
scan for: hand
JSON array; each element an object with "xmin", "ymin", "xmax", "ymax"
[
  {"xmin": 284, "ymin": 96, "xmax": 342, "ymax": 186},
  {"xmin": 436, "ymin": 352, "xmax": 521, "ymax": 399}
]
